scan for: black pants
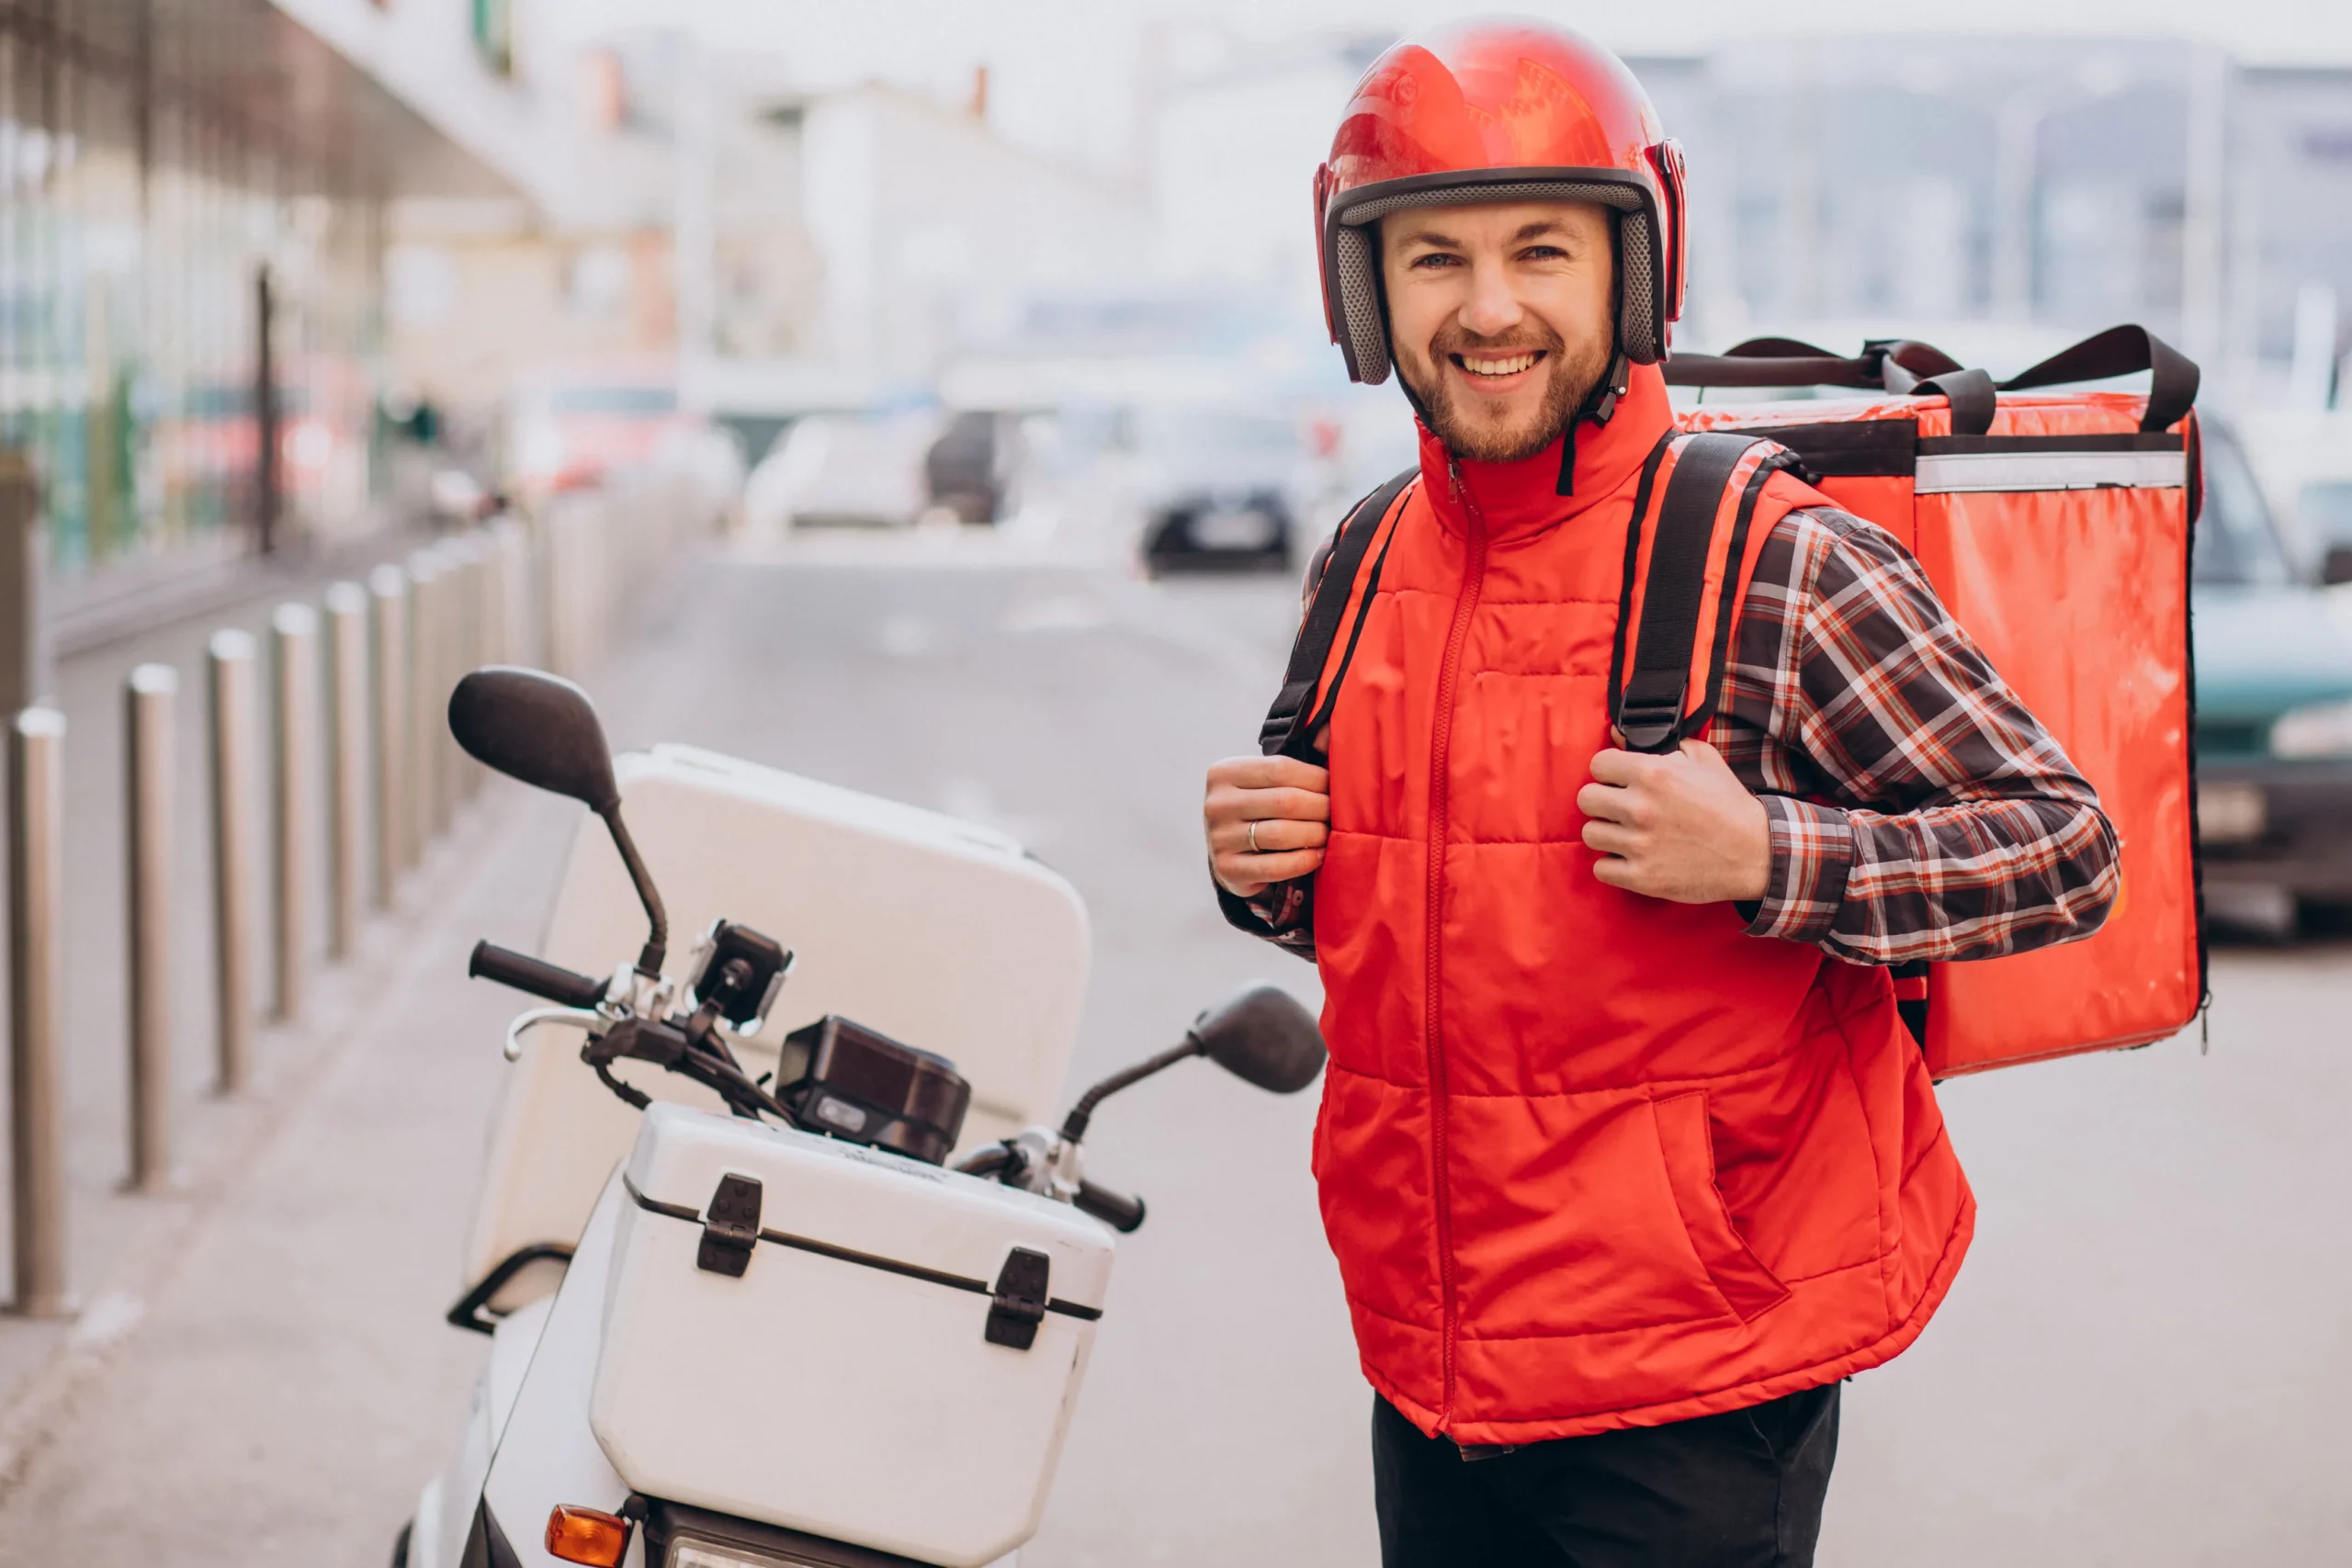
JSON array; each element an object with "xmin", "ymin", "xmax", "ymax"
[{"xmin": 1372, "ymin": 1383, "xmax": 1840, "ymax": 1568}]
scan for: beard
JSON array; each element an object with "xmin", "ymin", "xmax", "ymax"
[{"xmin": 1398, "ymin": 318, "xmax": 1614, "ymax": 464}]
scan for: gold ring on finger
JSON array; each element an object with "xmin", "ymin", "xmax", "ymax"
[{"xmin": 1247, "ymin": 819, "xmax": 1261, "ymax": 853}]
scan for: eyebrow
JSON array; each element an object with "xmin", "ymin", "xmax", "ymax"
[{"xmin": 1394, "ymin": 219, "xmax": 1578, "ymax": 251}]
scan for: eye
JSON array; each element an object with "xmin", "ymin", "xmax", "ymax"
[
  {"xmin": 1519, "ymin": 244, "xmax": 1570, "ymax": 263},
  {"xmin": 1409, "ymin": 252, "xmax": 1463, "ymax": 271}
]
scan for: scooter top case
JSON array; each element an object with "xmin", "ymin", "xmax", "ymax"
[
  {"xmin": 464, "ymin": 744, "xmax": 1091, "ymax": 1311},
  {"xmin": 594, "ymin": 1103, "xmax": 1114, "ymax": 1567}
]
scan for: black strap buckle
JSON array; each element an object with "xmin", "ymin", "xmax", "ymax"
[
  {"xmin": 1615, "ymin": 693, "xmax": 1688, "ymax": 754},
  {"xmin": 986, "ymin": 1247, "xmax": 1051, "ymax": 1350},
  {"xmin": 1258, "ymin": 681, "xmax": 1314, "ymax": 750},
  {"xmin": 695, "ymin": 1173, "xmax": 763, "ymax": 1278}
]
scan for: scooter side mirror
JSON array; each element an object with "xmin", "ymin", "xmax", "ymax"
[
  {"xmin": 1056, "ymin": 985, "xmax": 1328, "ymax": 1145},
  {"xmin": 448, "ymin": 666, "xmax": 669, "ymax": 976},
  {"xmin": 1187, "ymin": 984, "xmax": 1325, "ymax": 1095},
  {"xmin": 447, "ymin": 666, "xmax": 619, "ymax": 810}
]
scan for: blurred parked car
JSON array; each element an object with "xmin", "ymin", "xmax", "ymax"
[
  {"xmin": 741, "ymin": 411, "xmax": 941, "ymax": 532},
  {"xmin": 2191, "ymin": 421, "xmax": 2352, "ymax": 931},
  {"xmin": 924, "ymin": 410, "xmax": 1024, "ymax": 525},
  {"xmin": 2299, "ymin": 477, "xmax": 2352, "ymax": 583},
  {"xmin": 1132, "ymin": 405, "xmax": 1311, "ymax": 576}
]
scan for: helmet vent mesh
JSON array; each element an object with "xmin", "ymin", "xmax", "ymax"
[
  {"xmin": 1334, "ymin": 225, "xmax": 1391, "ymax": 385},
  {"xmin": 1618, "ymin": 210, "xmax": 1657, "ymax": 362}
]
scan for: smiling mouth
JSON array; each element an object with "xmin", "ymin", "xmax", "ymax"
[{"xmin": 1451, "ymin": 350, "xmax": 1546, "ymax": 378}]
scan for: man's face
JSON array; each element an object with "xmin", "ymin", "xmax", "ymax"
[{"xmin": 1380, "ymin": 199, "xmax": 1617, "ymax": 464}]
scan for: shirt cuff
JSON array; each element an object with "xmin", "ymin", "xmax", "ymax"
[
  {"xmin": 1744, "ymin": 796, "xmax": 1857, "ymax": 946},
  {"xmin": 1212, "ymin": 863, "xmax": 1316, "ymax": 952}
]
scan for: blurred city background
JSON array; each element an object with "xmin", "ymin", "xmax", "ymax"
[{"xmin": 0, "ymin": 1, "xmax": 2348, "ymax": 1564}]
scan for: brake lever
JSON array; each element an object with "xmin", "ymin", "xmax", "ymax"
[{"xmin": 503, "ymin": 1006, "xmax": 601, "ymax": 1063}]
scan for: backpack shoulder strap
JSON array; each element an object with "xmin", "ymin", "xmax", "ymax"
[
  {"xmin": 1259, "ymin": 467, "xmax": 1418, "ymax": 761},
  {"xmin": 1609, "ymin": 432, "xmax": 1801, "ymax": 754}
]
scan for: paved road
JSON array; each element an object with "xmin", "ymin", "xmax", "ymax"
[{"xmin": 1, "ymin": 544, "xmax": 2346, "ymax": 1565}]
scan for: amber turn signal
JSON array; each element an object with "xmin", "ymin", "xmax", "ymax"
[{"xmin": 546, "ymin": 1504, "xmax": 632, "ymax": 1567}]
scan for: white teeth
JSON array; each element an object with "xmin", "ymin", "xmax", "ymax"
[{"xmin": 1464, "ymin": 353, "xmax": 1537, "ymax": 377}]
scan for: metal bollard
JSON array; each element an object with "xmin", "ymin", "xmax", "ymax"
[
  {"xmin": 438, "ymin": 540, "xmax": 470, "ymax": 807},
  {"xmin": 125, "ymin": 666, "xmax": 176, "ymax": 1192},
  {"xmin": 270, "ymin": 604, "xmax": 318, "ymax": 1024},
  {"xmin": 209, "ymin": 629, "xmax": 259, "ymax": 1093},
  {"xmin": 323, "ymin": 583, "xmax": 368, "ymax": 955},
  {"xmin": 542, "ymin": 504, "xmax": 577, "ymax": 678},
  {"xmin": 457, "ymin": 538, "xmax": 488, "ymax": 800},
  {"xmin": 406, "ymin": 550, "xmax": 448, "ymax": 846},
  {"xmin": 0, "ymin": 453, "xmax": 45, "ymax": 712},
  {"xmin": 491, "ymin": 517, "xmax": 532, "ymax": 667},
  {"xmin": 368, "ymin": 566, "xmax": 412, "ymax": 889},
  {"xmin": 8, "ymin": 707, "xmax": 67, "ymax": 1314}
]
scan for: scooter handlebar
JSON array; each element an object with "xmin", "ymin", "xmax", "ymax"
[
  {"xmin": 469, "ymin": 940, "xmax": 607, "ymax": 1010},
  {"xmin": 1073, "ymin": 1179, "xmax": 1147, "ymax": 1234}
]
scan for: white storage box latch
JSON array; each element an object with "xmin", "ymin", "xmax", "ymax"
[
  {"xmin": 986, "ymin": 1248, "xmax": 1052, "ymax": 1350},
  {"xmin": 697, "ymin": 1173, "xmax": 763, "ymax": 1277}
]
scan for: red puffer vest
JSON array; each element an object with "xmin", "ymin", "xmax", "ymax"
[{"xmin": 1308, "ymin": 364, "xmax": 1974, "ymax": 1444}]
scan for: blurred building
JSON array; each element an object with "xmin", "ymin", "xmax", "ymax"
[
  {"xmin": 1653, "ymin": 39, "xmax": 2352, "ymax": 394},
  {"xmin": 386, "ymin": 36, "xmax": 1147, "ymax": 475},
  {"xmin": 1, "ymin": 0, "xmax": 557, "ymax": 591}
]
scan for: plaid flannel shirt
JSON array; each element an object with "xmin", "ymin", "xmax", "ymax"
[{"xmin": 1227, "ymin": 503, "xmax": 2120, "ymax": 966}]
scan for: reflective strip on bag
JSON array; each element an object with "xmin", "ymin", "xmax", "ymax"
[{"xmin": 1914, "ymin": 449, "xmax": 2187, "ymax": 494}]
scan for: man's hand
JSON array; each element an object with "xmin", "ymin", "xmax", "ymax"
[
  {"xmin": 1205, "ymin": 756, "xmax": 1330, "ymax": 897},
  {"xmin": 1577, "ymin": 739, "xmax": 1771, "ymax": 904}
]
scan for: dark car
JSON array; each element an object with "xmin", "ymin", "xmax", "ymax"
[
  {"xmin": 924, "ymin": 411, "xmax": 1022, "ymax": 525},
  {"xmin": 2190, "ymin": 422, "xmax": 2352, "ymax": 931},
  {"xmin": 1133, "ymin": 406, "xmax": 1306, "ymax": 577}
]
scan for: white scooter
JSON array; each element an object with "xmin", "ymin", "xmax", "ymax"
[{"xmin": 395, "ymin": 668, "xmax": 1325, "ymax": 1568}]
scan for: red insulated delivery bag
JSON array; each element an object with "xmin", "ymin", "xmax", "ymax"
[{"xmin": 1666, "ymin": 323, "xmax": 2206, "ymax": 1076}]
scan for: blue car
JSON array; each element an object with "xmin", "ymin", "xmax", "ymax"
[{"xmin": 2189, "ymin": 423, "xmax": 2352, "ymax": 931}]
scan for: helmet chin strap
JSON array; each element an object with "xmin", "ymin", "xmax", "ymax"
[{"xmin": 1555, "ymin": 347, "xmax": 1631, "ymax": 498}]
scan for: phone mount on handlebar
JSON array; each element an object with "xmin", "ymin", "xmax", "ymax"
[{"xmin": 681, "ymin": 920, "xmax": 791, "ymax": 1032}]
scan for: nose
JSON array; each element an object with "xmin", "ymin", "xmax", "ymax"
[{"xmin": 1459, "ymin": 255, "xmax": 1523, "ymax": 340}]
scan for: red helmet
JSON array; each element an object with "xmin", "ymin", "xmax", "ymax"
[{"xmin": 1315, "ymin": 19, "xmax": 1687, "ymax": 384}]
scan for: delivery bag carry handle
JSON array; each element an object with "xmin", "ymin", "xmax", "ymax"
[
  {"xmin": 1997, "ymin": 323, "xmax": 2199, "ymax": 434},
  {"xmin": 1661, "ymin": 336, "xmax": 1965, "ymax": 392},
  {"xmin": 1663, "ymin": 323, "xmax": 2197, "ymax": 435}
]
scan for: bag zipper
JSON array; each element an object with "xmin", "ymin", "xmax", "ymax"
[{"xmin": 1426, "ymin": 457, "xmax": 1486, "ymax": 1423}]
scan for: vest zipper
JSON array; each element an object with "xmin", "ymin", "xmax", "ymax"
[{"xmin": 1426, "ymin": 457, "xmax": 1485, "ymax": 1425}]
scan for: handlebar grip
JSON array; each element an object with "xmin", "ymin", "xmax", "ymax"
[
  {"xmin": 1072, "ymin": 1179, "xmax": 1147, "ymax": 1234},
  {"xmin": 469, "ymin": 941, "xmax": 607, "ymax": 1010}
]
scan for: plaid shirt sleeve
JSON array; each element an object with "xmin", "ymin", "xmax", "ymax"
[{"xmin": 1713, "ymin": 505, "xmax": 2120, "ymax": 964}]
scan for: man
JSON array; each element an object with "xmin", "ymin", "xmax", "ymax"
[{"xmin": 1201, "ymin": 21, "xmax": 2120, "ymax": 1568}]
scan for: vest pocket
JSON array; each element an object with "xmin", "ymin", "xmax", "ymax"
[{"xmin": 1653, "ymin": 1090, "xmax": 1792, "ymax": 1324}]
